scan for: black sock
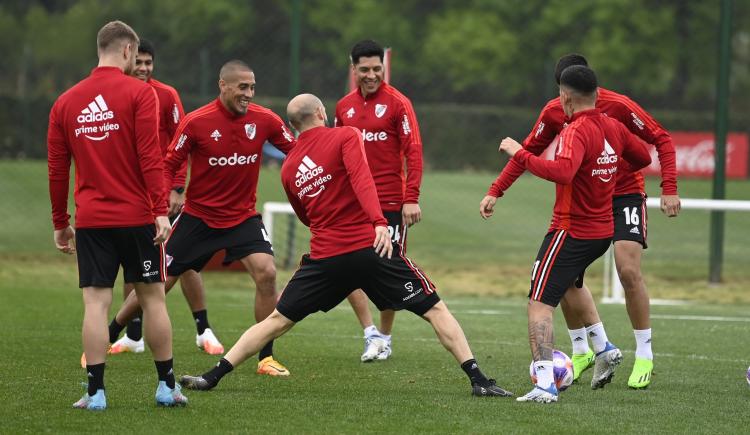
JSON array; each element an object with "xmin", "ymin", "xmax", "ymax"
[
  {"xmin": 86, "ymin": 363, "xmax": 105, "ymax": 396},
  {"xmin": 155, "ymin": 359, "xmax": 176, "ymax": 389},
  {"xmin": 192, "ymin": 309, "xmax": 210, "ymax": 335},
  {"xmin": 259, "ymin": 340, "xmax": 274, "ymax": 360},
  {"xmin": 126, "ymin": 316, "xmax": 143, "ymax": 341},
  {"xmin": 461, "ymin": 359, "xmax": 490, "ymax": 386},
  {"xmin": 108, "ymin": 319, "xmax": 125, "ymax": 344},
  {"xmin": 202, "ymin": 358, "xmax": 234, "ymax": 387}
]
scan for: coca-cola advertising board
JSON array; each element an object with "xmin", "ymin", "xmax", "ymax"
[{"xmin": 642, "ymin": 132, "xmax": 749, "ymax": 179}]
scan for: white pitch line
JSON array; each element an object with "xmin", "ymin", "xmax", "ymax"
[{"xmin": 651, "ymin": 314, "xmax": 750, "ymax": 322}]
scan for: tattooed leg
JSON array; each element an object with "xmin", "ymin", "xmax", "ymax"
[{"xmin": 527, "ymin": 300, "xmax": 555, "ymax": 362}]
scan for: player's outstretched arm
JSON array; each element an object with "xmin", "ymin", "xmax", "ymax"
[{"xmin": 479, "ymin": 195, "xmax": 497, "ymax": 220}]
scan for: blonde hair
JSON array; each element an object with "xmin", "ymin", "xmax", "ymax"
[{"xmin": 96, "ymin": 20, "xmax": 139, "ymax": 54}]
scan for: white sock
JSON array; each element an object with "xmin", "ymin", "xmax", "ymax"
[
  {"xmin": 633, "ymin": 329, "xmax": 653, "ymax": 360},
  {"xmin": 364, "ymin": 325, "xmax": 379, "ymax": 338},
  {"xmin": 381, "ymin": 334, "xmax": 392, "ymax": 344},
  {"xmin": 568, "ymin": 327, "xmax": 589, "ymax": 354},
  {"xmin": 533, "ymin": 361, "xmax": 555, "ymax": 389},
  {"xmin": 586, "ymin": 322, "xmax": 609, "ymax": 353}
]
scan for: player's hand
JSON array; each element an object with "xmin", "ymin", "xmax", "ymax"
[
  {"xmin": 402, "ymin": 203, "xmax": 422, "ymax": 226},
  {"xmin": 153, "ymin": 216, "xmax": 172, "ymax": 245},
  {"xmin": 373, "ymin": 225, "xmax": 393, "ymax": 259},
  {"xmin": 499, "ymin": 137, "xmax": 522, "ymax": 157},
  {"xmin": 660, "ymin": 194, "xmax": 681, "ymax": 217},
  {"xmin": 479, "ymin": 195, "xmax": 497, "ymax": 219},
  {"xmin": 53, "ymin": 226, "xmax": 76, "ymax": 254},
  {"xmin": 168, "ymin": 190, "xmax": 185, "ymax": 217}
]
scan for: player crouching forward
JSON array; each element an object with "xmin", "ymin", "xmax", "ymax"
[{"xmin": 180, "ymin": 94, "xmax": 512, "ymax": 398}]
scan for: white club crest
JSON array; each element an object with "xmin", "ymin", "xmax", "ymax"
[
  {"xmin": 346, "ymin": 107, "xmax": 355, "ymax": 118},
  {"xmin": 172, "ymin": 104, "xmax": 180, "ymax": 124},
  {"xmin": 245, "ymin": 123, "xmax": 257, "ymax": 140},
  {"xmin": 375, "ymin": 104, "xmax": 387, "ymax": 118},
  {"xmin": 143, "ymin": 260, "xmax": 151, "ymax": 271}
]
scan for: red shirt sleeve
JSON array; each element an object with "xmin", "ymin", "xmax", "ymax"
[
  {"xmin": 341, "ymin": 129, "xmax": 388, "ymax": 227},
  {"xmin": 266, "ymin": 112, "xmax": 297, "ymax": 155},
  {"xmin": 135, "ymin": 86, "xmax": 167, "ymax": 217},
  {"xmin": 618, "ymin": 123, "xmax": 652, "ymax": 173},
  {"xmin": 395, "ymin": 97, "xmax": 423, "ymax": 204},
  {"xmin": 512, "ymin": 127, "xmax": 584, "ymax": 185},
  {"xmin": 163, "ymin": 119, "xmax": 194, "ymax": 195},
  {"xmin": 166, "ymin": 88, "xmax": 188, "ymax": 187},
  {"xmin": 47, "ymin": 101, "xmax": 72, "ymax": 230},
  {"xmin": 487, "ymin": 103, "xmax": 560, "ymax": 197},
  {"xmin": 284, "ymin": 189, "xmax": 310, "ymax": 227},
  {"xmin": 615, "ymin": 97, "xmax": 677, "ymax": 195}
]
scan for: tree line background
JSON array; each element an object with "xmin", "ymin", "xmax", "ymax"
[{"xmin": 0, "ymin": 0, "xmax": 748, "ymax": 169}]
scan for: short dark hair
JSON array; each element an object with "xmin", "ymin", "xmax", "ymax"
[
  {"xmin": 97, "ymin": 20, "xmax": 139, "ymax": 54},
  {"xmin": 559, "ymin": 65, "xmax": 598, "ymax": 95},
  {"xmin": 350, "ymin": 39, "xmax": 384, "ymax": 64},
  {"xmin": 138, "ymin": 39, "xmax": 155, "ymax": 59},
  {"xmin": 219, "ymin": 59, "xmax": 253, "ymax": 81},
  {"xmin": 554, "ymin": 53, "xmax": 588, "ymax": 84}
]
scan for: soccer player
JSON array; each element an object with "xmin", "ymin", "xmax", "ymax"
[
  {"xmin": 109, "ymin": 39, "xmax": 217, "ymax": 356},
  {"xmin": 334, "ymin": 40, "xmax": 423, "ymax": 362},
  {"xmin": 47, "ymin": 20, "xmax": 187, "ymax": 410},
  {"xmin": 108, "ymin": 59, "xmax": 295, "ymax": 376},
  {"xmin": 493, "ymin": 66, "xmax": 651, "ymax": 403},
  {"xmin": 179, "ymin": 93, "xmax": 512, "ymax": 398},
  {"xmin": 481, "ymin": 54, "xmax": 679, "ymax": 388}
]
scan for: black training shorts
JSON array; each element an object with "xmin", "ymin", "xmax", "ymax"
[
  {"xmin": 276, "ymin": 247, "xmax": 440, "ymax": 322},
  {"xmin": 384, "ymin": 210, "xmax": 408, "ymax": 254},
  {"xmin": 528, "ymin": 230, "xmax": 611, "ymax": 307},
  {"xmin": 612, "ymin": 193, "xmax": 648, "ymax": 248},
  {"xmin": 76, "ymin": 225, "xmax": 166, "ymax": 288},
  {"xmin": 165, "ymin": 212, "xmax": 273, "ymax": 276}
]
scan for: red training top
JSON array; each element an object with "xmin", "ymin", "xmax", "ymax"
[
  {"xmin": 489, "ymin": 87, "xmax": 677, "ymax": 198},
  {"xmin": 48, "ymin": 66, "xmax": 166, "ymax": 230},
  {"xmin": 164, "ymin": 99, "xmax": 296, "ymax": 228},
  {"xmin": 148, "ymin": 77, "xmax": 187, "ymax": 187},
  {"xmin": 512, "ymin": 109, "xmax": 652, "ymax": 239},
  {"xmin": 281, "ymin": 126, "xmax": 388, "ymax": 259},
  {"xmin": 334, "ymin": 82, "xmax": 423, "ymax": 212}
]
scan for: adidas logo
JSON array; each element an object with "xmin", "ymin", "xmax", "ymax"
[
  {"xmin": 294, "ymin": 156, "xmax": 323, "ymax": 187},
  {"xmin": 574, "ymin": 337, "xmax": 584, "ymax": 342},
  {"xmin": 596, "ymin": 139, "xmax": 618, "ymax": 164},
  {"xmin": 646, "ymin": 338, "xmax": 652, "ymax": 344},
  {"xmin": 589, "ymin": 331, "xmax": 598, "ymax": 337},
  {"xmin": 77, "ymin": 94, "xmax": 114, "ymax": 123},
  {"xmin": 211, "ymin": 129, "xmax": 222, "ymax": 141},
  {"xmin": 630, "ymin": 227, "xmax": 640, "ymax": 234}
]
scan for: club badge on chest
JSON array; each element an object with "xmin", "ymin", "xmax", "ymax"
[{"xmin": 245, "ymin": 123, "xmax": 257, "ymax": 140}]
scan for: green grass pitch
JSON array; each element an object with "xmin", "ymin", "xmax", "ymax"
[{"xmin": 1, "ymin": 160, "xmax": 750, "ymax": 432}]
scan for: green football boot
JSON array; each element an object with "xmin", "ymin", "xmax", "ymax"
[
  {"xmin": 628, "ymin": 357, "xmax": 653, "ymax": 389},
  {"xmin": 571, "ymin": 349, "xmax": 595, "ymax": 382}
]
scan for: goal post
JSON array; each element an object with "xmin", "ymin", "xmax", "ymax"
[{"xmin": 601, "ymin": 197, "xmax": 750, "ymax": 304}]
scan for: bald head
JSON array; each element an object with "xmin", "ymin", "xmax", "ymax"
[{"xmin": 287, "ymin": 93, "xmax": 326, "ymax": 132}]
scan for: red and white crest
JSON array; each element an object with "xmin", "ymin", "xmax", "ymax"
[
  {"xmin": 375, "ymin": 104, "xmax": 387, "ymax": 118},
  {"xmin": 245, "ymin": 123, "xmax": 257, "ymax": 140}
]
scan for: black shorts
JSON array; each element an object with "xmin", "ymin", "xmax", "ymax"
[
  {"xmin": 384, "ymin": 210, "xmax": 407, "ymax": 253},
  {"xmin": 76, "ymin": 225, "xmax": 166, "ymax": 288},
  {"xmin": 612, "ymin": 194, "xmax": 648, "ymax": 248},
  {"xmin": 276, "ymin": 247, "xmax": 440, "ymax": 322},
  {"xmin": 528, "ymin": 230, "xmax": 610, "ymax": 307},
  {"xmin": 165, "ymin": 213, "xmax": 273, "ymax": 276}
]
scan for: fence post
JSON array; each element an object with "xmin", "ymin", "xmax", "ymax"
[{"xmin": 709, "ymin": 0, "xmax": 732, "ymax": 283}]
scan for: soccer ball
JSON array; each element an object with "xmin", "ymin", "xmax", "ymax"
[{"xmin": 529, "ymin": 350, "xmax": 574, "ymax": 391}]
